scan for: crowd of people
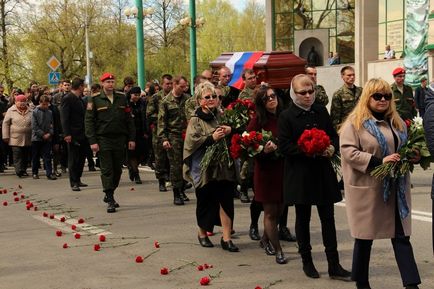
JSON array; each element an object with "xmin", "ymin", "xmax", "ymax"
[{"xmin": 0, "ymin": 63, "xmax": 429, "ymax": 289}]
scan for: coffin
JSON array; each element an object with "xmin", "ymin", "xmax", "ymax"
[{"xmin": 210, "ymin": 51, "xmax": 307, "ymax": 89}]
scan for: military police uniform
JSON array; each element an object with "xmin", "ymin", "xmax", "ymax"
[
  {"xmin": 330, "ymin": 85, "xmax": 363, "ymax": 130},
  {"xmin": 157, "ymin": 91, "xmax": 189, "ymax": 205},
  {"xmin": 314, "ymin": 84, "xmax": 329, "ymax": 106},
  {"xmin": 391, "ymin": 83, "xmax": 417, "ymax": 120},
  {"xmin": 85, "ymin": 73, "xmax": 135, "ymax": 213},
  {"xmin": 146, "ymin": 90, "xmax": 170, "ymax": 191}
]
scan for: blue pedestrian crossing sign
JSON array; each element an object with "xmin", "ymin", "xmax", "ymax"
[{"xmin": 48, "ymin": 72, "xmax": 61, "ymax": 85}]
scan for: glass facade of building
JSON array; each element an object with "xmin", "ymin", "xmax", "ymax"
[{"xmin": 272, "ymin": 0, "xmax": 406, "ymax": 63}]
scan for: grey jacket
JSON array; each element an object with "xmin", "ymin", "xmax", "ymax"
[
  {"xmin": 423, "ymin": 83, "xmax": 434, "ymax": 199},
  {"xmin": 31, "ymin": 106, "xmax": 54, "ymax": 142}
]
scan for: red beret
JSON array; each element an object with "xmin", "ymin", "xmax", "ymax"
[
  {"xmin": 100, "ymin": 72, "xmax": 115, "ymax": 82},
  {"xmin": 392, "ymin": 67, "xmax": 405, "ymax": 76}
]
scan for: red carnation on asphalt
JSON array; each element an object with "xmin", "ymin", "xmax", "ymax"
[
  {"xmin": 130, "ymin": 187, "xmax": 135, "ymax": 191},
  {"xmin": 2, "ymin": 201, "xmax": 8, "ymax": 206},
  {"xmin": 197, "ymin": 265, "xmax": 204, "ymax": 271},
  {"xmin": 204, "ymin": 263, "xmax": 209, "ymax": 269},
  {"xmin": 160, "ymin": 267, "xmax": 169, "ymax": 275},
  {"xmin": 71, "ymin": 225, "xmax": 77, "ymax": 230},
  {"xmin": 99, "ymin": 235, "xmax": 106, "ymax": 242},
  {"xmin": 199, "ymin": 276, "xmax": 211, "ymax": 286},
  {"xmin": 3, "ymin": 189, "xmax": 7, "ymax": 194},
  {"xmin": 56, "ymin": 230, "xmax": 62, "ymax": 237},
  {"xmin": 49, "ymin": 214, "xmax": 55, "ymax": 219},
  {"xmin": 78, "ymin": 218, "xmax": 84, "ymax": 224},
  {"xmin": 62, "ymin": 243, "xmax": 68, "ymax": 249},
  {"xmin": 255, "ymin": 287, "xmax": 262, "ymax": 289},
  {"xmin": 135, "ymin": 256, "xmax": 144, "ymax": 263},
  {"xmin": 25, "ymin": 200, "xmax": 30, "ymax": 204},
  {"xmin": 154, "ymin": 241, "xmax": 160, "ymax": 248},
  {"xmin": 20, "ymin": 194, "xmax": 25, "ymax": 199},
  {"xmin": 34, "ymin": 206, "xmax": 38, "ymax": 211},
  {"xmin": 43, "ymin": 212, "xmax": 48, "ymax": 217},
  {"xmin": 60, "ymin": 217, "xmax": 66, "ymax": 222},
  {"xmin": 26, "ymin": 205, "xmax": 31, "ymax": 210},
  {"xmin": 14, "ymin": 197, "xmax": 19, "ymax": 202},
  {"xmin": 13, "ymin": 192, "xmax": 18, "ymax": 196},
  {"xmin": 94, "ymin": 244, "xmax": 101, "ymax": 251},
  {"xmin": 74, "ymin": 233, "xmax": 81, "ymax": 239}
]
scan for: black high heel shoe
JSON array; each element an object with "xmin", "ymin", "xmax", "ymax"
[
  {"xmin": 275, "ymin": 251, "xmax": 287, "ymax": 264},
  {"xmin": 198, "ymin": 235, "xmax": 214, "ymax": 247},
  {"xmin": 220, "ymin": 238, "xmax": 239, "ymax": 252},
  {"xmin": 259, "ymin": 239, "xmax": 276, "ymax": 255}
]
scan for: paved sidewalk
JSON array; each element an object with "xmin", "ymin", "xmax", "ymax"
[{"xmin": 0, "ymin": 166, "xmax": 433, "ymax": 289}]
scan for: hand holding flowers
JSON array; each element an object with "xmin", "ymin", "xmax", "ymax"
[{"xmin": 371, "ymin": 117, "xmax": 432, "ymax": 179}]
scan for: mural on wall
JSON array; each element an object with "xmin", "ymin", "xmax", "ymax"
[{"xmin": 404, "ymin": 0, "xmax": 428, "ymax": 87}]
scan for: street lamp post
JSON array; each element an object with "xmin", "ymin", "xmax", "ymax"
[
  {"xmin": 125, "ymin": 3, "xmax": 154, "ymax": 89},
  {"xmin": 180, "ymin": 1, "xmax": 205, "ymax": 94},
  {"xmin": 135, "ymin": 0, "xmax": 145, "ymax": 89},
  {"xmin": 189, "ymin": 0, "xmax": 197, "ymax": 91}
]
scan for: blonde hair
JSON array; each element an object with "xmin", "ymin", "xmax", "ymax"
[
  {"xmin": 194, "ymin": 81, "xmax": 215, "ymax": 102},
  {"xmin": 343, "ymin": 78, "xmax": 403, "ymax": 131}
]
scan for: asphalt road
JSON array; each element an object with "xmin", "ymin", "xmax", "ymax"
[{"xmin": 0, "ymin": 165, "xmax": 433, "ymax": 289}]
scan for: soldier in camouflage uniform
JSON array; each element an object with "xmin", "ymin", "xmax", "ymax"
[
  {"xmin": 305, "ymin": 65, "xmax": 329, "ymax": 107},
  {"xmin": 146, "ymin": 74, "xmax": 172, "ymax": 192},
  {"xmin": 217, "ymin": 66, "xmax": 239, "ymax": 107},
  {"xmin": 391, "ymin": 67, "xmax": 417, "ymax": 120},
  {"xmin": 85, "ymin": 73, "xmax": 136, "ymax": 213},
  {"xmin": 237, "ymin": 68, "xmax": 258, "ymax": 203},
  {"xmin": 157, "ymin": 76, "xmax": 190, "ymax": 205},
  {"xmin": 330, "ymin": 66, "xmax": 363, "ymax": 131},
  {"xmin": 238, "ymin": 68, "xmax": 257, "ymax": 100}
]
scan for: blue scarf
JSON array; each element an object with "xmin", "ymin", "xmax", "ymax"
[{"xmin": 363, "ymin": 119, "xmax": 409, "ymax": 219}]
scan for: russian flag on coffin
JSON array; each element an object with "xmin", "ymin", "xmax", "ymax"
[{"xmin": 226, "ymin": 51, "xmax": 264, "ymax": 90}]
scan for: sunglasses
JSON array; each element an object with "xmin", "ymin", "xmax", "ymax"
[
  {"xmin": 295, "ymin": 89, "xmax": 315, "ymax": 96},
  {"xmin": 204, "ymin": 94, "xmax": 218, "ymax": 100},
  {"xmin": 371, "ymin": 93, "xmax": 392, "ymax": 101},
  {"xmin": 262, "ymin": 93, "xmax": 277, "ymax": 102}
]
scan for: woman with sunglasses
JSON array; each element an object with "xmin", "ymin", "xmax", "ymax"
[
  {"xmin": 246, "ymin": 83, "xmax": 287, "ymax": 264},
  {"xmin": 278, "ymin": 74, "xmax": 351, "ymax": 280},
  {"xmin": 340, "ymin": 78, "xmax": 421, "ymax": 289},
  {"xmin": 183, "ymin": 81, "xmax": 239, "ymax": 252}
]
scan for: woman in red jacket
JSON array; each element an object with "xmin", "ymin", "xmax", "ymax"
[{"xmin": 247, "ymin": 84, "xmax": 286, "ymax": 264}]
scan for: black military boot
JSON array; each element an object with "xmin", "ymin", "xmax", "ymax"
[
  {"xmin": 239, "ymin": 184, "xmax": 250, "ymax": 203},
  {"xmin": 103, "ymin": 190, "xmax": 119, "ymax": 208},
  {"xmin": 302, "ymin": 253, "xmax": 320, "ymax": 279},
  {"xmin": 327, "ymin": 252, "xmax": 351, "ymax": 281},
  {"xmin": 180, "ymin": 190, "xmax": 190, "ymax": 202},
  {"xmin": 173, "ymin": 188, "xmax": 184, "ymax": 205},
  {"xmin": 159, "ymin": 179, "xmax": 167, "ymax": 192},
  {"xmin": 104, "ymin": 191, "xmax": 117, "ymax": 213},
  {"xmin": 134, "ymin": 173, "xmax": 142, "ymax": 184}
]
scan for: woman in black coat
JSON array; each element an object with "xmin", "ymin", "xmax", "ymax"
[{"xmin": 278, "ymin": 74, "xmax": 350, "ymax": 281}]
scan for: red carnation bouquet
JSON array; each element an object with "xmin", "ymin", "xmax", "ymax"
[
  {"xmin": 230, "ymin": 130, "xmax": 274, "ymax": 160},
  {"xmin": 221, "ymin": 99, "xmax": 256, "ymax": 130},
  {"xmin": 297, "ymin": 128, "xmax": 331, "ymax": 156},
  {"xmin": 297, "ymin": 127, "xmax": 341, "ymax": 176}
]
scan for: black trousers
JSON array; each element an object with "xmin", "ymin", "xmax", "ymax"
[
  {"xmin": 67, "ymin": 140, "xmax": 86, "ymax": 186},
  {"xmin": 31, "ymin": 141, "xmax": 52, "ymax": 176},
  {"xmin": 352, "ymin": 207, "xmax": 421, "ymax": 287},
  {"xmin": 295, "ymin": 204, "xmax": 338, "ymax": 260},
  {"xmin": 11, "ymin": 146, "xmax": 30, "ymax": 175}
]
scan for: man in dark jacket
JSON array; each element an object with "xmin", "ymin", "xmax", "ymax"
[
  {"xmin": 61, "ymin": 77, "xmax": 87, "ymax": 191},
  {"xmin": 422, "ymin": 81, "xmax": 434, "ymax": 252}
]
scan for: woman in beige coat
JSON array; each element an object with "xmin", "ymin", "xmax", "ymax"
[
  {"xmin": 2, "ymin": 94, "xmax": 32, "ymax": 177},
  {"xmin": 340, "ymin": 78, "xmax": 421, "ymax": 289}
]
